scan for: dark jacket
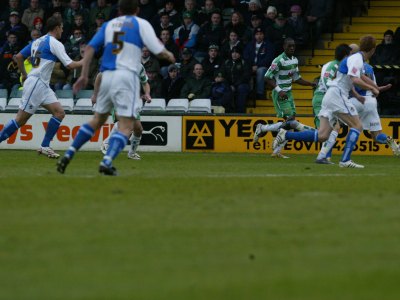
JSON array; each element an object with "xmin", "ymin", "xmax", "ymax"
[
  {"xmin": 161, "ymin": 76, "xmax": 185, "ymax": 101},
  {"xmin": 243, "ymin": 39, "xmax": 275, "ymax": 68},
  {"xmin": 222, "ymin": 58, "xmax": 252, "ymax": 86},
  {"xmin": 180, "ymin": 75, "xmax": 212, "ymax": 99}
]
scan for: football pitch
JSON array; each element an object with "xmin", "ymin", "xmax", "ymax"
[{"xmin": 1, "ymin": 150, "xmax": 400, "ymax": 300}]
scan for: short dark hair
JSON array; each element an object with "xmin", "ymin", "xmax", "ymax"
[
  {"xmin": 359, "ymin": 35, "xmax": 376, "ymax": 52},
  {"xmin": 46, "ymin": 16, "xmax": 62, "ymax": 32},
  {"xmin": 335, "ymin": 43, "xmax": 351, "ymax": 61},
  {"xmin": 118, "ymin": 0, "xmax": 138, "ymax": 15}
]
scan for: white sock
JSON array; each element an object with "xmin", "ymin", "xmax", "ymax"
[
  {"xmin": 261, "ymin": 122, "xmax": 282, "ymax": 132},
  {"xmin": 317, "ymin": 130, "xmax": 338, "ymax": 160},
  {"xmin": 273, "ymin": 140, "xmax": 288, "ymax": 154},
  {"xmin": 129, "ymin": 134, "xmax": 141, "ymax": 154},
  {"xmin": 295, "ymin": 122, "xmax": 314, "ymax": 132}
]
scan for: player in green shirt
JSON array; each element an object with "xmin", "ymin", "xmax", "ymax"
[{"xmin": 253, "ymin": 38, "xmax": 316, "ymax": 158}]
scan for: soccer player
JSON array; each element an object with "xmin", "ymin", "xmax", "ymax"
[
  {"xmin": 57, "ymin": 0, "xmax": 175, "ymax": 175},
  {"xmin": 253, "ymin": 37, "xmax": 316, "ymax": 158},
  {"xmin": 99, "ymin": 63, "xmax": 151, "ymax": 160},
  {"xmin": 313, "ymin": 44, "xmax": 352, "ymax": 164},
  {"xmin": 0, "ymin": 16, "xmax": 83, "ymax": 158},
  {"xmin": 273, "ymin": 35, "xmax": 380, "ymax": 168}
]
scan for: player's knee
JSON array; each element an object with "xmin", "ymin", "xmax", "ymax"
[{"xmin": 54, "ymin": 110, "xmax": 65, "ymax": 120}]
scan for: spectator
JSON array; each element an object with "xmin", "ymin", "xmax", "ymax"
[
  {"xmin": 32, "ymin": 16, "xmax": 43, "ymax": 34},
  {"xmin": 243, "ymin": 0, "xmax": 263, "ymax": 24},
  {"xmin": 141, "ymin": 46, "xmax": 161, "ymax": 75},
  {"xmin": 224, "ymin": 11, "xmax": 252, "ymax": 44},
  {"xmin": 202, "ymin": 44, "xmax": 224, "ymax": 79},
  {"xmin": 306, "ymin": 0, "xmax": 334, "ymax": 44},
  {"xmin": 370, "ymin": 30, "xmax": 398, "ymax": 89},
  {"xmin": 66, "ymin": 27, "xmax": 86, "ymax": 58},
  {"xmin": 63, "ymin": 42, "xmax": 98, "ymax": 90},
  {"xmin": 180, "ymin": 63, "xmax": 212, "ymax": 100},
  {"xmin": 249, "ymin": 14, "xmax": 264, "ymax": 35},
  {"xmin": 146, "ymin": 64, "xmax": 163, "ymax": 98},
  {"xmin": 0, "ymin": 11, "xmax": 29, "ymax": 47},
  {"xmin": 173, "ymin": 11, "xmax": 200, "ymax": 53},
  {"xmin": 29, "ymin": 27, "xmax": 41, "ymax": 41},
  {"xmin": 220, "ymin": 29, "xmax": 243, "ymax": 61},
  {"xmin": 287, "ymin": 4, "xmax": 309, "ymax": 50},
  {"xmin": 138, "ymin": 0, "xmax": 157, "ymax": 21},
  {"xmin": 243, "ymin": 26, "xmax": 275, "ymax": 99},
  {"xmin": 159, "ymin": 28, "xmax": 179, "ymax": 78},
  {"xmin": 178, "ymin": 47, "xmax": 199, "ymax": 79},
  {"xmin": 156, "ymin": 0, "xmax": 180, "ymax": 27},
  {"xmin": 50, "ymin": 61, "xmax": 68, "ymax": 90},
  {"xmin": 265, "ymin": 12, "xmax": 295, "ymax": 57},
  {"xmin": 45, "ymin": 0, "xmax": 64, "ymax": 21},
  {"xmin": 161, "ymin": 64, "xmax": 186, "ymax": 101},
  {"xmin": 153, "ymin": 11, "xmax": 175, "ymax": 38},
  {"xmin": 222, "ymin": 46, "xmax": 251, "ymax": 113},
  {"xmin": 195, "ymin": 10, "xmax": 225, "ymax": 60},
  {"xmin": 0, "ymin": 32, "xmax": 21, "ymax": 94},
  {"xmin": 210, "ymin": 70, "xmax": 233, "ymax": 112},
  {"xmin": 89, "ymin": 0, "xmax": 111, "ymax": 26},
  {"xmin": 89, "ymin": 12, "xmax": 106, "ymax": 38},
  {"xmin": 262, "ymin": 5, "xmax": 277, "ymax": 29},
  {"xmin": 21, "ymin": 0, "xmax": 44, "ymax": 31},
  {"xmin": 183, "ymin": 0, "xmax": 199, "ymax": 25},
  {"xmin": 64, "ymin": 0, "xmax": 89, "ymax": 27},
  {"xmin": 1, "ymin": 0, "xmax": 24, "ymax": 26},
  {"xmin": 267, "ymin": 0, "xmax": 289, "ymax": 15},
  {"xmin": 197, "ymin": 0, "xmax": 218, "ymax": 27}
]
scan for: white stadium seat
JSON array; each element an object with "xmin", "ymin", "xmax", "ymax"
[
  {"xmin": 5, "ymin": 97, "xmax": 22, "ymax": 112},
  {"xmin": 188, "ymin": 98, "xmax": 212, "ymax": 114},
  {"xmin": 141, "ymin": 98, "xmax": 166, "ymax": 111},
  {"xmin": 166, "ymin": 98, "xmax": 189, "ymax": 113},
  {"xmin": 0, "ymin": 97, "xmax": 6, "ymax": 111},
  {"xmin": 74, "ymin": 98, "xmax": 93, "ymax": 112},
  {"xmin": 59, "ymin": 98, "xmax": 75, "ymax": 112}
]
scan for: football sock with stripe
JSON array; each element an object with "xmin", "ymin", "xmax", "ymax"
[
  {"xmin": 102, "ymin": 131, "xmax": 128, "ymax": 167},
  {"xmin": 286, "ymin": 130, "xmax": 318, "ymax": 142},
  {"xmin": 41, "ymin": 116, "xmax": 62, "ymax": 147},
  {"xmin": 341, "ymin": 128, "xmax": 360, "ymax": 162},
  {"xmin": 0, "ymin": 119, "xmax": 19, "ymax": 143},
  {"xmin": 65, "ymin": 123, "xmax": 95, "ymax": 159}
]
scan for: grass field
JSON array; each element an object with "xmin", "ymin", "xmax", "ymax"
[{"xmin": 1, "ymin": 150, "xmax": 400, "ymax": 300}]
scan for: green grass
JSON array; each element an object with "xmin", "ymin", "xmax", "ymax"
[{"xmin": 1, "ymin": 151, "xmax": 400, "ymax": 300}]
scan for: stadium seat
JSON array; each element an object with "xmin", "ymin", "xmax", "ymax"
[
  {"xmin": 74, "ymin": 98, "xmax": 94, "ymax": 112},
  {"xmin": 55, "ymin": 90, "xmax": 74, "ymax": 113},
  {"xmin": 0, "ymin": 89, "xmax": 7, "ymax": 111},
  {"xmin": 75, "ymin": 89, "xmax": 93, "ymax": 100},
  {"xmin": 187, "ymin": 98, "xmax": 212, "ymax": 114},
  {"xmin": 165, "ymin": 98, "xmax": 189, "ymax": 113},
  {"xmin": 141, "ymin": 98, "xmax": 166, "ymax": 111},
  {"xmin": 5, "ymin": 97, "xmax": 22, "ymax": 112}
]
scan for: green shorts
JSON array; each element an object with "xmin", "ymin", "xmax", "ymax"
[
  {"xmin": 312, "ymin": 92, "xmax": 324, "ymax": 128},
  {"xmin": 272, "ymin": 89, "xmax": 296, "ymax": 118}
]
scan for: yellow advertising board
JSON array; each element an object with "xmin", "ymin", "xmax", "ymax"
[{"xmin": 182, "ymin": 116, "xmax": 400, "ymax": 155}]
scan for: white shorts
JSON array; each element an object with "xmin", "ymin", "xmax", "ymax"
[
  {"xmin": 350, "ymin": 96, "xmax": 382, "ymax": 132},
  {"xmin": 318, "ymin": 86, "xmax": 358, "ymax": 128},
  {"xmin": 19, "ymin": 76, "xmax": 58, "ymax": 114},
  {"xmin": 95, "ymin": 69, "xmax": 141, "ymax": 119}
]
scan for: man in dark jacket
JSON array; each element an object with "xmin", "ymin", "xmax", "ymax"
[
  {"xmin": 243, "ymin": 27, "xmax": 275, "ymax": 99},
  {"xmin": 180, "ymin": 63, "xmax": 212, "ymax": 100},
  {"xmin": 161, "ymin": 64, "xmax": 185, "ymax": 102},
  {"xmin": 222, "ymin": 46, "xmax": 252, "ymax": 113},
  {"xmin": 265, "ymin": 12, "xmax": 295, "ymax": 57}
]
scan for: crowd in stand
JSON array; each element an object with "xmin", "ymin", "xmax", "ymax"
[{"xmin": 0, "ymin": 0, "xmax": 398, "ymax": 114}]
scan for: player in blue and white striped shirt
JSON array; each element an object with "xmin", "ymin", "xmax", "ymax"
[
  {"xmin": 57, "ymin": 0, "xmax": 175, "ymax": 175},
  {"xmin": 0, "ymin": 16, "xmax": 83, "ymax": 158}
]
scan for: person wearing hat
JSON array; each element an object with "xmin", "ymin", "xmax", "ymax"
[
  {"xmin": 265, "ymin": 11, "xmax": 295, "ymax": 57},
  {"xmin": 288, "ymin": 4, "xmax": 309, "ymax": 49},
  {"xmin": 183, "ymin": 0, "xmax": 199, "ymax": 24},
  {"xmin": 173, "ymin": 10, "xmax": 200, "ymax": 52},
  {"xmin": 262, "ymin": 6, "xmax": 277, "ymax": 28},
  {"xmin": 89, "ymin": 12, "xmax": 107, "ymax": 38},
  {"xmin": 202, "ymin": 44, "xmax": 224, "ymax": 79},
  {"xmin": 161, "ymin": 63, "xmax": 185, "ymax": 101},
  {"xmin": 243, "ymin": 0, "xmax": 263, "ymax": 24},
  {"xmin": 0, "ymin": 31, "xmax": 22, "ymax": 94},
  {"xmin": 0, "ymin": 0, "xmax": 23, "ymax": 25},
  {"xmin": 243, "ymin": 26, "xmax": 274, "ymax": 99},
  {"xmin": 195, "ymin": 11, "xmax": 225, "ymax": 59},
  {"xmin": 89, "ymin": 0, "xmax": 111, "ymax": 25},
  {"xmin": 0, "ymin": 10, "xmax": 29, "ymax": 46},
  {"xmin": 178, "ymin": 47, "xmax": 200, "ymax": 79},
  {"xmin": 221, "ymin": 46, "xmax": 251, "ymax": 113},
  {"xmin": 21, "ymin": 0, "xmax": 45, "ymax": 32},
  {"xmin": 210, "ymin": 70, "xmax": 233, "ymax": 113}
]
